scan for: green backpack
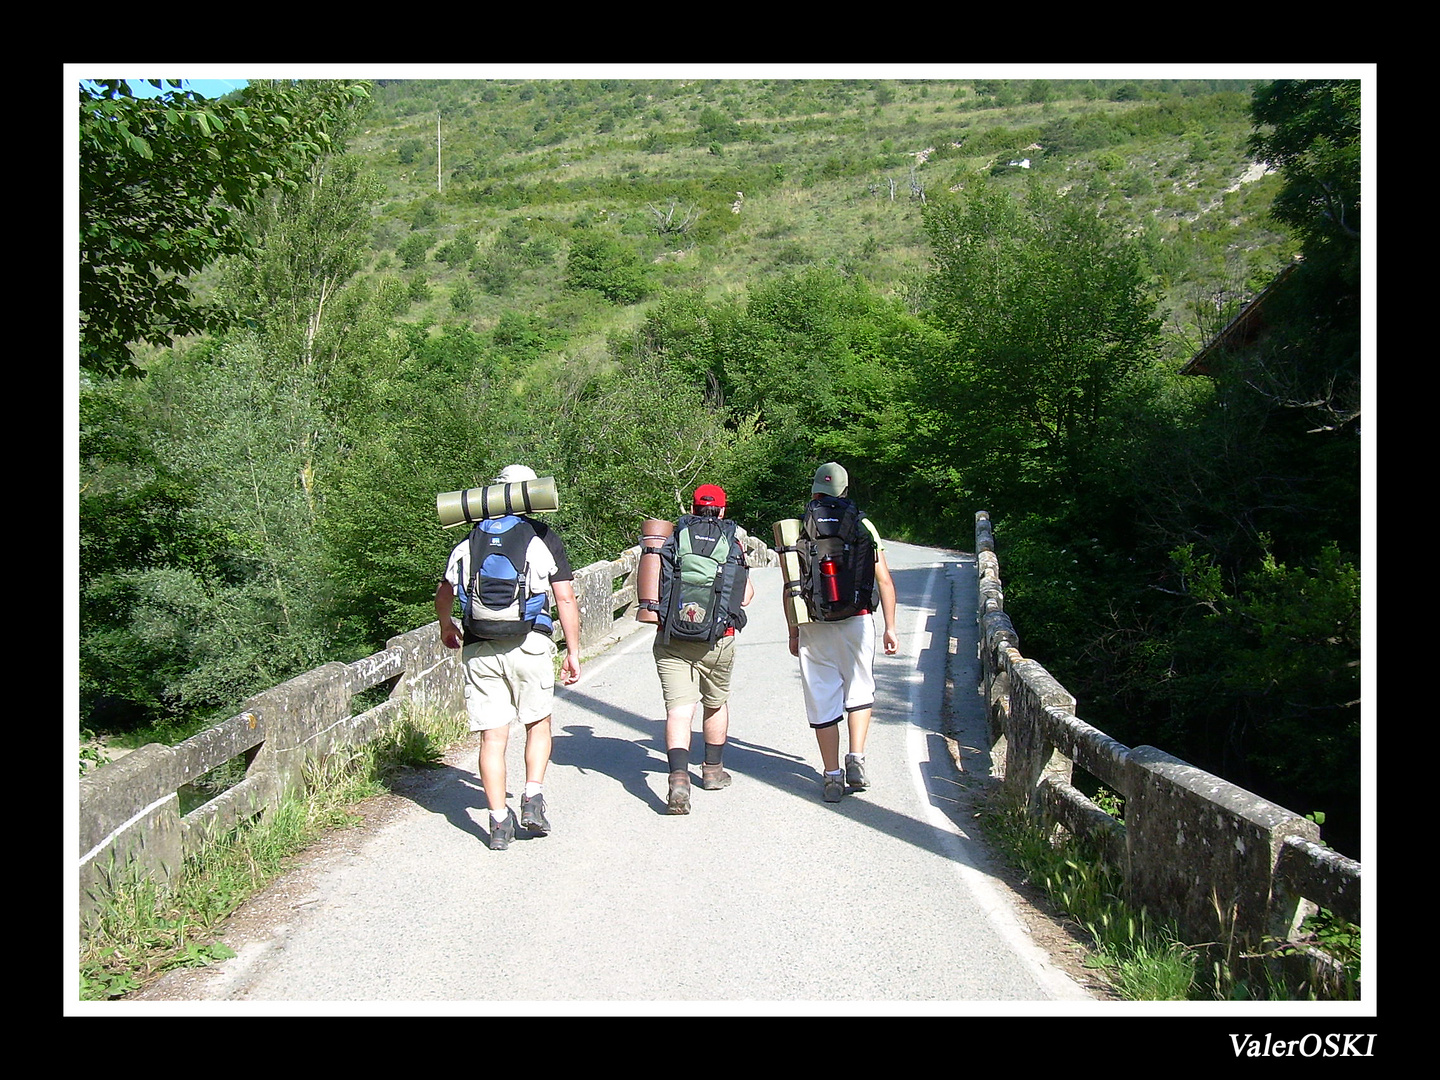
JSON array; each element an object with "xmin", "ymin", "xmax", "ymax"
[{"xmin": 656, "ymin": 515, "xmax": 749, "ymax": 645}]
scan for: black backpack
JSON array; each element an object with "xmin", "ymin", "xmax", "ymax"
[
  {"xmin": 656, "ymin": 515, "xmax": 749, "ymax": 645},
  {"xmin": 463, "ymin": 516, "xmax": 545, "ymax": 639},
  {"xmin": 799, "ymin": 495, "xmax": 876, "ymax": 622}
]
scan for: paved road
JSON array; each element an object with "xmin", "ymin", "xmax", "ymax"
[{"xmin": 145, "ymin": 539, "xmax": 1089, "ymax": 1007}]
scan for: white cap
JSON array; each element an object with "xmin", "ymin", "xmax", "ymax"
[{"xmin": 494, "ymin": 464, "xmax": 538, "ymax": 484}]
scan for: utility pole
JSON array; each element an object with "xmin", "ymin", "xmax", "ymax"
[{"xmin": 436, "ymin": 112, "xmax": 442, "ymax": 193}]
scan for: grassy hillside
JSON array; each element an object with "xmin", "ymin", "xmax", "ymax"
[{"xmin": 337, "ymin": 77, "xmax": 1296, "ymax": 363}]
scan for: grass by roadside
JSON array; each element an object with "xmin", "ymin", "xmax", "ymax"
[
  {"xmin": 77, "ymin": 703, "xmax": 469, "ymax": 1001},
  {"xmin": 972, "ymin": 786, "xmax": 1361, "ymax": 1002}
]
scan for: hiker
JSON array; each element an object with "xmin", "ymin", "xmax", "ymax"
[
  {"xmin": 648, "ymin": 484, "xmax": 755, "ymax": 815},
  {"xmin": 434, "ymin": 465, "xmax": 582, "ymax": 850},
  {"xmin": 787, "ymin": 462, "xmax": 898, "ymax": 803}
]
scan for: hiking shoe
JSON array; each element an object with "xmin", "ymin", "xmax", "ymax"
[
  {"xmin": 822, "ymin": 772, "xmax": 845, "ymax": 803},
  {"xmin": 520, "ymin": 792, "xmax": 551, "ymax": 835},
  {"xmin": 845, "ymin": 754, "xmax": 869, "ymax": 791},
  {"xmin": 700, "ymin": 763, "xmax": 732, "ymax": 791},
  {"xmin": 489, "ymin": 810, "xmax": 516, "ymax": 850},
  {"xmin": 667, "ymin": 770, "xmax": 692, "ymax": 815}
]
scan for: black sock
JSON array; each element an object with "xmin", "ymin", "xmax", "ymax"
[
  {"xmin": 668, "ymin": 747, "xmax": 689, "ymax": 773},
  {"xmin": 704, "ymin": 742, "xmax": 725, "ymax": 766}
]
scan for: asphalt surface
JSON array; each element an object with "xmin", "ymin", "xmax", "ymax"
[{"xmin": 139, "ymin": 539, "xmax": 1090, "ymax": 1009}]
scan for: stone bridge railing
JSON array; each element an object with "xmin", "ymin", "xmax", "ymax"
[
  {"xmin": 973, "ymin": 511, "xmax": 1361, "ymax": 961},
  {"xmin": 77, "ymin": 533, "xmax": 775, "ymax": 922}
]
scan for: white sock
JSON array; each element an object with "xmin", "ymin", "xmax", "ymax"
[
  {"xmin": 490, "ymin": 808, "xmax": 509, "ymax": 824},
  {"xmin": 846, "ymin": 753, "xmax": 865, "ymax": 763},
  {"xmin": 524, "ymin": 782, "xmax": 543, "ymax": 799}
]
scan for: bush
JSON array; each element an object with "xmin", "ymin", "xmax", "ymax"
[{"xmin": 564, "ymin": 232, "xmax": 651, "ymax": 304}]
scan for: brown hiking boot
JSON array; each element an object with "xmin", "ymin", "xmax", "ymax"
[
  {"xmin": 667, "ymin": 770, "xmax": 692, "ymax": 814},
  {"xmin": 700, "ymin": 763, "xmax": 732, "ymax": 790}
]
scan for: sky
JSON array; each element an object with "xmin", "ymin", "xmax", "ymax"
[{"xmin": 91, "ymin": 78, "xmax": 249, "ymax": 98}]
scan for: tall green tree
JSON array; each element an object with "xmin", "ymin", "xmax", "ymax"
[
  {"xmin": 914, "ymin": 181, "xmax": 1162, "ymax": 518},
  {"xmin": 1249, "ymin": 80, "xmax": 1361, "ymax": 250},
  {"xmin": 78, "ymin": 78, "xmax": 370, "ymax": 377},
  {"xmin": 80, "ymin": 338, "xmax": 336, "ymax": 729}
]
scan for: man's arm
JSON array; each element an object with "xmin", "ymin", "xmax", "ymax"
[
  {"xmin": 874, "ymin": 550, "xmax": 899, "ymax": 656},
  {"xmin": 435, "ymin": 579, "xmax": 462, "ymax": 650},
  {"xmin": 550, "ymin": 578, "xmax": 582, "ymax": 685}
]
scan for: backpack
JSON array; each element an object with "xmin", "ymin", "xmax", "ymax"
[
  {"xmin": 656, "ymin": 515, "xmax": 749, "ymax": 645},
  {"xmin": 462, "ymin": 516, "xmax": 549, "ymax": 639},
  {"xmin": 799, "ymin": 495, "xmax": 876, "ymax": 622}
]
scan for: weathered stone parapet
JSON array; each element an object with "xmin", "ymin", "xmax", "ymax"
[
  {"xmin": 1037, "ymin": 776, "xmax": 1128, "ymax": 872},
  {"xmin": 1002, "ymin": 657, "xmax": 1076, "ymax": 796},
  {"xmin": 1123, "ymin": 744, "xmax": 1321, "ymax": 945},
  {"xmin": 1274, "ymin": 834, "xmax": 1361, "ymax": 927},
  {"xmin": 1042, "ymin": 704, "xmax": 1130, "ymax": 792},
  {"xmin": 970, "ymin": 509, "xmax": 1361, "ymax": 950}
]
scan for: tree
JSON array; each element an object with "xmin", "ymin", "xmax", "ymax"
[
  {"xmin": 80, "ymin": 337, "xmax": 337, "ymax": 728},
  {"xmin": 1243, "ymin": 79, "xmax": 1362, "ymax": 438},
  {"xmin": 915, "ymin": 181, "xmax": 1162, "ymax": 515},
  {"xmin": 78, "ymin": 78, "xmax": 370, "ymax": 377},
  {"xmin": 1248, "ymin": 80, "xmax": 1361, "ymax": 248}
]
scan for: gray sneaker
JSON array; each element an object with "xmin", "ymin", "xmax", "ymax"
[
  {"xmin": 521, "ymin": 792, "xmax": 551, "ymax": 835},
  {"xmin": 845, "ymin": 754, "xmax": 869, "ymax": 791},
  {"xmin": 823, "ymin": 772, "xmax": 845, "ymax": 803},
  {"xmin": 489, "ymin": 809, "xmax": 516, "ymax": 850}
]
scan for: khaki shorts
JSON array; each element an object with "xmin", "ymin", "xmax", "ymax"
[
  {"xmin": 461, "ymin": 631, "xmax": 557, "ymax": 731},
  {"xmin": 653, "ymin": 634, "xmax": 736, "ymax": 711}
]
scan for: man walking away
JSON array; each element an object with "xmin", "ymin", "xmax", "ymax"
[
  {"xmin": 787, "ymin": 463, "xmax": 897, "ymax": 803},
  {"xmin": 649, "ymin": 484, "xmax": 754, "ymax": 814},
  {"xmin": 435, "ymin": 465, "xmax": 582, "ymax": 849}
]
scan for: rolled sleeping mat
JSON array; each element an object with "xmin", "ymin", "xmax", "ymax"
[
  {"xmin": 772, "ymin": 518, "xmax": 811, "ymax": 627},
  {"xmin": 635, "ymin": 518, "xmax": 674, "ymax": 623},
  {"xmin": 437, "ymin": 475, "xmax": 560, "ymax": 528}
]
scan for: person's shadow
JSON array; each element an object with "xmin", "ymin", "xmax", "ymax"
[{"xmin": 549, "ymin": 724, "xmax": 670, "ymax": 814}]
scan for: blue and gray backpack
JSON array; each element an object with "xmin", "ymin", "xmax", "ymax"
[{"xmin": 463, "ymin": 516, "xmax": 552, "ymax": 639}]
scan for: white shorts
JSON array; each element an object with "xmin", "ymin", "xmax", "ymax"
[
  {"xmin": 461, "ymin": 632, "xmax": 557, "ymax": 731},
  {"xmin": 797, "ymin": 615, "xmax": 876, "ymax": 728}
]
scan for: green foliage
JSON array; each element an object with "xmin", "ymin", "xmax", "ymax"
[
  {"xmin": 978, "ymin": 788, "xmax": 1196, "ymax": 1000},
  {"xmin": 79, "ymin": 78, "xmax": 371, "ymax": 377},
  {"xmin": 913, "ymin": 180, "xmax": 1162, "ymax": 516},
  {"xmin": 1164, "ymin": 541, "xmax": 1360, "ymax": 810},
  {"xmin": 564, "ymin": 231, "xmax": 651, "ymax": 304},
  {"xmin": 397, "ymin": 231, "xmax": 433, "ymax": 270},
  {"xmin": 1249, "ymin": 80, "xmax": 1361, "ymax": 248}
]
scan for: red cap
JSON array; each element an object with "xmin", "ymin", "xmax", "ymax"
[{"xmin": 693, "ymin": 484, "xmax": 727, "ymax": 509}]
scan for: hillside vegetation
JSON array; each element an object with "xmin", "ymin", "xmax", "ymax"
[
  {"xmin": 78, "ymin": 76, "xmax": 1360, "ymax": 857},
  {"xmin": 346, "ymin": 77, "xmax": 1292, "ymax": 353}
]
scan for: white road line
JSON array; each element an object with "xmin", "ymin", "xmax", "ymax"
[{"xmin": 903, "ymin": 562, "xmax": 1092, "ymax": 1001}]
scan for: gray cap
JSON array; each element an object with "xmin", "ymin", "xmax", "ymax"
[{"xmin": 811, "ymin": 462, "xmax": 848, "ymax": 497}]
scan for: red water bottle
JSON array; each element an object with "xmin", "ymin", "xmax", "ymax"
[{"xmin": 820, "ymin": 556, "xmax": 840, "ymax": 603}]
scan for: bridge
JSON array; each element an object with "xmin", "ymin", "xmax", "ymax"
[{"xmin": 76, "ymin": 514, "xmax": 1361, "ymax": 1004}]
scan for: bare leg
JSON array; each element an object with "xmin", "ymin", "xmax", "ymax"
[
  {"xmin": 479, "ymin": 726, "xmax": 510, "ymax": 813},
  {"xmin": 846, "ymin": 707, "xmax": 872, "ymax": 756},
  {"xmin": 524, "ymin": 715, "xmax": 552, "ymax": 784},
  {"xmin": 814, "ymin": 723, "xmax": 842, "ymax": 773},
  {"xmin": 665, "ymin": 703, "xmax": 698, "ymax": 756}
]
